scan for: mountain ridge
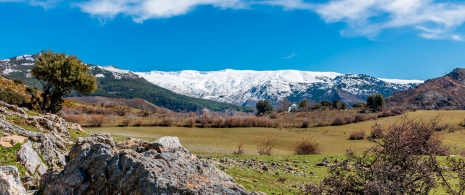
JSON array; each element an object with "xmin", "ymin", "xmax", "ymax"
[
  {"xmin": 0, "ymin": 55, "xmax": 243, "ymax": 112},
  {"xmin": 135, "ymin": 69, "xmax": 423, "ymax": 106},
  {"xmin": 386, "ymin": 68, "xmax": 465, "ymax": 110},
  {"xmin": 0, "ymin": 53, "xmax": 423, "ymax": 108}
]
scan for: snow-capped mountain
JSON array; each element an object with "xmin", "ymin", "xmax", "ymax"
[
  {"xmin": 0, "ymin": 54, "xmax": 423, "ymax": 107},
  {"xmin": 135, "ymin": 70, "xmax": 423, "ymax": 106}
]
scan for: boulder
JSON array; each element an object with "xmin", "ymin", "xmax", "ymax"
[
  {"xmin": 18, "ymin": 141, "xmax": 47, "ymax": 176},
  {"xmin": 40, "ymin": 134, "xmax": 251, "ymax": 194},
  {"xmin": 0, "ymin": 166, "xmax": 27, "ymax": 195}
]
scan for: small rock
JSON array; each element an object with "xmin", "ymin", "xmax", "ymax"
[{"xmin": 262, "ymin": 166, "xmax": 269, "ymax": 171}]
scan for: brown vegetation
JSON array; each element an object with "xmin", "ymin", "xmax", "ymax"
[
  {"xmin": 294, "ymin": 140, "xmax": 321, "ymax": 155},
  {"xmin": 349, "ymin": 130, "xmax": 366, "ymax": 140},
  {"xmin": 257, "ymin": 136, "xmax": 277, "ymax": 155}
]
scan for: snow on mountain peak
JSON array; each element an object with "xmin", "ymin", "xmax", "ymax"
[
  {"xmin": 135, "ymin": 69, "xmax": 417, "ymax": 105},
  {"xmin": 379, "ymin": 78, "xmax": 424, "ymax": 84}
]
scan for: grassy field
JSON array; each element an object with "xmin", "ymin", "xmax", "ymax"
[
  {"xmin": 84, "ymin": 110, "xmax": 465, "ymax": 194},
  {"xmin": 85, "ymin": 110, "xmax": 465, "ymax": 155}
]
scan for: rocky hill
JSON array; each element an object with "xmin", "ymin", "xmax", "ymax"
[
  {"xmin": 136, "ymin": 69, "xmax": 423, "ymax": 106},
  {"xmin": 0, "ymin": 55, "xmax": 242, "ymax": 112},
  {"xmin": 386, "ymin": 68, "xmax": 465, "ymax": 110}
]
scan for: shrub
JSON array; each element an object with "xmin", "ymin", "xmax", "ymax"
[
  {"xmin": 378, "ymin": 110, "xmax": 393, "ymax": 118},
  {"xmin": 186, "ymin": 117, "xmax": 196, "ymax": 128},
  {"xmin": 133, "ymin": 120, "xmax": 143, "ymax": 127},
  {"xmin": 212, "ymin": 117, "xmax": 225, "ymax": 128},
  {"xmin": 160, "ymin": 118, "xmax": 174, "ymax": 127},
  {"xmin": 295, "ymin": 140, "xmax": 321, "ymax": 155},
  {"xmin": 354, "ymin": 114, "xmax": 366, "ymax": 123},
  {"xmin": 0, "ymin": 90, "xmax": 29, "ymax": 107},
  {"xmin": 345, "ymin": 116, "xmax": 354, "ymax": 124},
  {"xmin": 332, "ymin": 117, "xmax": 347, "ymax": 126},
  {"xmin": 434, "ymin": 124, "xmax": 449, "ymax": 132},
  {"xmin": 225, "ymin": 117, "xmax": 242, "ymax": 127},
  {"xmin": 301, "ymin": 120, "xmax": 310, "ymax": 128},
  {"xmin": 63, "ymin": 114, "xmax": 82, "ymax": 124},
  {"xmin": 319, "ymin": 116, "xmax": 451, "ymax": 194},
  {"xmin": 349, "ymin": 130, "xmax": 366, "ymax": 140},
  {"xmin": 370, "ymin": 122, "xmax": 384, "ymax": 139},
  {"xmin": 257, "ymin": 136, "xmax": 277, "ymax": 155},
  {"xmin": 88, "ymin": 114, "xmax": 105, "ymax": 127},
  {"xmin": 233, "ymin": 138, "xmax": 245, "ymax": 155},
  {"xmin": 119, "ymin": 119, "xmax": 130, "ymax": 127},
  {"xmin": 270, "ymin": 112, "xmax": 278, "ymax": 119}
]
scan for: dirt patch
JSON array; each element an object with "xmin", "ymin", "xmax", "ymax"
[{"xmin": 0, "ymin": 135, "xmax": 27, "ymax": 148}]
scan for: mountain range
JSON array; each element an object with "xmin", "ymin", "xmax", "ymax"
[
  {"xmin": 0, "ymin": 54, "xmax": 423, "ymax": 110},
  {"xmin": 0, "ymin": 55, "xmax": 242, "ymax": 112},
  {"xmin": 136, "ymin": 70, "xmax": 422, "ymax": 106}
]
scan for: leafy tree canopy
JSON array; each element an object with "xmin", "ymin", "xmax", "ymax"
[
  {"xmin": 367, "ymin": 94, "xmax": 385, "ymax": 112},
  {"xmin": 256, "ymin": 100, "xmax": 273, "ymax": 116},
  {"xmin": 32, "ymin": 50, "xmax": 97, "ymax": 113}
]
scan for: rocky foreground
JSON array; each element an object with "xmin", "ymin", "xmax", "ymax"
[
  {"xmin": 0, "ymin": 101, "xmax": 254, "ymax": 194},
  {"xmin": 40, "ymin": 134, "xmax": 250, "ymax": 194}
]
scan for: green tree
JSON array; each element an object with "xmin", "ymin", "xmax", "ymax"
[
  {"xmin": 298, "ymin": 99, "xmax": 309, "ymax": 111},
  {"xmin": 367, "ymin": 94, "xmax": 385, "ymax": 112},
  {"xmin": 32, "ymin": 50, "xmax": 97, "ymax": 113},
  {"xmin": 256, "ymin": 100, "xmax": 273, "ymax": 116}
]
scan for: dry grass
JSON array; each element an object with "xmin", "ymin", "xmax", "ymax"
[{"xmin": 85, "ymin": 110, "xmax": 465, "ymax": 155}]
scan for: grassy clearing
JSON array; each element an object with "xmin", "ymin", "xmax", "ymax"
[
  {"xmin": 86, "ymin": 110, "xmax": 465, "ymax": 155},
  {"xmin": 0, "ymin": 144, "xmax": 27, "ymax": 177},
  {"xmin": 84, "ymin": 110, "xmax": 465, "ymax": 194},
  {"xmin": 209, "ymin": 154, "xmax": 345, "ymax": 194}
]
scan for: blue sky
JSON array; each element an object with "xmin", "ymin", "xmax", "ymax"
[{"xmin": 2, "ymin": 0, "xmax": 465, "ymax": 80}]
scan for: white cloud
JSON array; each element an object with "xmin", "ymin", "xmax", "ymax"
[
  {"xmin": 75, "ymin": 0, "xmax": 245, "ymax": 23},
  {"xmin": 311, "ymin": 0, "xmax": 465, "ymax": 40},
  {"xmin": 284, "ymin": 52, "xmax": 297, "ymax": 59},
  {"xmin": 3, "ymin": 0, "xmax": 465, "ymax": 41}
]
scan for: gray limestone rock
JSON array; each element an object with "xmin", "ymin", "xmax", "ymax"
[
  {"xmin": 18, "ymin": 141, "xmax": 48, "ymax": 176},
  {"xmin": 0, "ymin": 166, "xmax": 27, "ymax": 195},
  {"xmin": 40, "ymin": 134, "xmax": 250, "ymax": 195}
]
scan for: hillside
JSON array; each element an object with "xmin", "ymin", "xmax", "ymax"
[
  {"xmin": 386, "ymin": 68, "xmax": 465, "ymax": 110},
  {"xmin": 136, "ymin": 69, "xmax": 423, "ymax": 106},
  {"xmin": 0, "ymin": 55, "xmax": 242, "ymax": 112}
]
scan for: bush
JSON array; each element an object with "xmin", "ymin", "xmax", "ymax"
[
  {"xmin": 233, "ymin": 138, "xmax": 245, "ymax": 155},
  {"xmin": 88, "ymin": 114, "xmax": 105, "ymax": 127},
  {"xmin": 186, "ymin": 117, "xmax": 196, "ymax": 128},
  {"xmin": 301, "ymin": 120, "xmax": 310, "ymax": 128},
  {"xmin": 370, "ymin": 122, "xmax": 384, "ymax": 139},
  {"xmin": 319, "ymin": 116, "xmax": 451, "ymax": 194},
  {"xmin": 225, "ymin": 117, "xmax": 242, "ymax": 127},
  {"xmin": 133, "ymin": 120, "xmax": 143, "ymax": 127},
  {"xmin": 349, "ymin": 130, "xmax": 366, "ymax": 140},
  {"xmin": 345, "ymin": 116, "xmax": 354, "ymax": 124},
  {"xmin": 332, "ymin": 117, "xmax": 347, "ymax": 126},
  {"xmin": 160, "ymin": 118, "xmax": 174, "ymax": 127},
  {"xmin": 119, "ymin": 119, "xmax": 130, "ymax": 127},
  {"xmin": 294, "ymin": 140, "xmax": 321, "ymax": 155},
  {"xmin": 354, "ymin": 114, "xmax": 366, "ymax": 123},
  {"xmin": 63, "ymin": 114, "xmax": 82, "ymax": 124},
  {"xmin": 257, "ymin": 136, "xmax": 277, "ymax": 155},
  {"xmin": 0, "ymin": 90, "xmax": 29, "ymax": 107}
]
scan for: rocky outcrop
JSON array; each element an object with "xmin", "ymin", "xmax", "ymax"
[
  {"xmin": 0, "ymin": 166, "xmax": 27, "ymax": 195},
  {"xmin": 40, "ymin": 133, "xmax": 250, "ymax": 194},
  {"xmin": 0, "ymin": 103, "xmax": 75, "ymax": 170},
  {"xmin": 0, "ymin": 101, "xmax": 79, "ymax": 190},
  {"xmin": 18, "ymin": 141, "xmax": 47, "ymax": 176}
]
